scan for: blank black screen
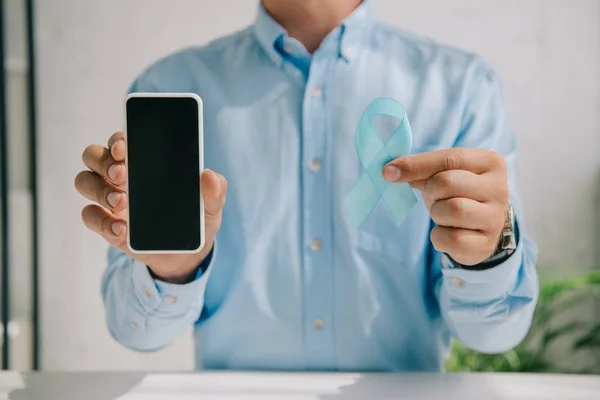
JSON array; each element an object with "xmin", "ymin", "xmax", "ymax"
[{"xmin": 126, "ymin": 96, "xmax": 201, "ymax": 251}]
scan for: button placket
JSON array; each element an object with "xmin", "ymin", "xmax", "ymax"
[{"xmin": 301, "ymin": 51, "xmax": 336, "ymax": 367}]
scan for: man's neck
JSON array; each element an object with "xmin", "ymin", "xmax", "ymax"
[{"xmin": 262, "ymin": 0, "xmax": 362, "ymax": 53}]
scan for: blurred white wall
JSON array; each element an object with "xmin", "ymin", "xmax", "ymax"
[{"xmin": 34, "ymin": 0, "xmax": 600, "ymax": 370}]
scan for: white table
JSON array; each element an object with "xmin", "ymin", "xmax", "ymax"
[{"xmin": 1, "ymin": 371, "xmax": 599, "ymax": 399}]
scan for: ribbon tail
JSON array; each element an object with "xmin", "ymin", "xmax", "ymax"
[
  {"xmin": 381, "ymin": 183, "xmax": 417, "ymax": 226},
  {"xmin": 344, "ymin": 173, "xmax": 382, "ymax": 228}
]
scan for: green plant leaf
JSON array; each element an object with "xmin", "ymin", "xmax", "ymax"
[
  {"xmin": 539, "ymin": 270, "xmax": 600, "ymax": 302},
  {"xmin": 541, "ymin": 321, "xmax": 589, "ymax": 348},
  {"xmin": 573, "ymin": 323, "xmax": 600, "ymax": 350},
  {"xmin": 535, "ymin": 287, "xmax": 600, "ymax": 326}
]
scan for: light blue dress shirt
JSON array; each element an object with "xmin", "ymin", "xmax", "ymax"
[{"xmin": 102, "ymin": 1, "xmax": 539, "ymax": 371}]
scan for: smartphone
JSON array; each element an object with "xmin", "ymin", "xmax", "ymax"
[{"xmin": 124, "ymin": 93, "xmax": 204, "ymax": 254}]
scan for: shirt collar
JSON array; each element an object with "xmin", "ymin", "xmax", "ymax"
[
  {"xmin": 252, "ymin": 0, "xmax": 375, "ymax": 65},
  {"xmin": 339, "ymin": 0, "xmax": 375, "ymax": 61},
  {"xmin": 253, "ymin": 4, "xmax": 287, "ymax": 66}
]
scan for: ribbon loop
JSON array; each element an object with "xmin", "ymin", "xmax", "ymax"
[{"xmin": 345, "ymin": 98, "xmax": 417, "ymax": 228}]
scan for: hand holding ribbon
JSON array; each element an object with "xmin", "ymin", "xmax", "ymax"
[
  {"xmin": 383, "ymin": 148, "xmax": 510, "ymax": 266},
  {"xmin": 345, "ymin": 98, "xmax": 511, "ymax": 266}
]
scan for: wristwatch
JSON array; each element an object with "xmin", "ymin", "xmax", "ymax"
[
  {"xmin": 447, "ymin": 203, "xmax": 518, "ymax": 270},
  {"xmin": 497, "ymin": 203, "xmax": 518, "ymax": 255}
]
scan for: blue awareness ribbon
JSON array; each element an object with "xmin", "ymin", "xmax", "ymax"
[{"xmin": 344, "ymin": 98, "xmax": 417, "ymax": 228}]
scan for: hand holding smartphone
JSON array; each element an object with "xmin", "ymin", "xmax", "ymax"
[{"xmin": 75, "ymin": 93, "xmax": 227, "ymax": 284}]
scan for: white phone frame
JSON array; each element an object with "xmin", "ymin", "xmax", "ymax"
[{"xmin": 124, "ymin": 92, "xmax": 205, "ymax": 254}]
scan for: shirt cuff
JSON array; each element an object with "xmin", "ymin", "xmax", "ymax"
[
  {"xmin": 440, "ymin": 241, "xmax": 523, "ymax": 302},
  {"xmin": 130, "ymin": 241, "xmax": 217, "ymax": 315}
]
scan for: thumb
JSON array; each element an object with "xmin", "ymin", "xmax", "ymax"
[{"xmin": 201, "ymin": 169, "xmax": 227, "ymax": 219}]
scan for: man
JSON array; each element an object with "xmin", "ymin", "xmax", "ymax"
[{"xmin": 74, "ymin": 0, "xmax": 538, "ymax": 371}]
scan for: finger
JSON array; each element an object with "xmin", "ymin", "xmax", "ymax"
[
  {"xmin": 409, "ymin": 179, "xmax": 433, "ymax": 210},
  {"xmin": 202, "ymin": 169, "xmax": 227, "ymax": 219},
  {"xmin": 74, "ymin": 171, "xmax": 127, "ymax": 212},
  {"xmin": 82, "ymin": 144, "xmax": 126, "ymax": 185},
  {"xmin": 409, "ymin": 179, "xmax": 428, "ymax": 192},
  {"xmin": 430, "ymin": 226, "xmax": 492, "ymax": 265},
  {"xmin": 424, "ymin": 170, "xmax": 496, "ymax": 203},
  {"xmin": 429, "ymin": 197, "xmax": 499, "ymax": 231},
  {"xmin": 383, "ymin": 148, "xmax": 506, "ymax": 183},
  {"xmin": 81, "ymin": 204, "xmax": 127, "ymax": 248},
  {"xmin": 108, "ymin": 132, "xmax": 126, "ymax": 162}
]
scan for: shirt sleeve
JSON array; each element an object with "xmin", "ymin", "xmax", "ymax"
[
  {"xmin": 100, "ymin": 72, "xmax": 215, "ymax": 352},
  {"xmin": 434, "ymin": 57, "xmax": 539, "ymax": 354},
  {"xmin": 101, "ymin": 244, "xmax": 216, "ymax": 352}
]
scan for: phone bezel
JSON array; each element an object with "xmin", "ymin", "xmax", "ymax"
[{"xmin": 124, "ymin": 92, "xmax": 205, "ymax": 254}]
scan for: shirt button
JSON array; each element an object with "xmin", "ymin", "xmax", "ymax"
[
  {"xmin": 343, "ymin": 47, "xmax": 353, "ymax": 58},
  {"xmin": 313, "ymin": 318, "xmax": 325, "ymax": 330},
  {"xmin": 272, "ymin": 55, "xmax": 281, "ymax": 65},
  {"xmin": 143, "ymin": 287, "xmax": 152, "ymax": 297},
  {"xmin": 130, "ymin": 321, "xmax": 139, "ymax": 329},
  {"xmin": 450, "ymin": 277, "xmax": 464, "ymax": 287},
  {"xmin": 283, "ymin": 44, "xmax": 293, "ymax": 53},
  {"xmin": 165, "ymin": 295, "xmax": 178, "ymax": 304},
  {"xmin": 310, "ymin": 86, "xmax": 322, "ymax": 97},
  {"xmin": 309, "ymin": 159, "xmax": 321, "ymax": 172},
  {"xmin": 310, "ymin": 239, "xmax": 322, "ymax": 251}
]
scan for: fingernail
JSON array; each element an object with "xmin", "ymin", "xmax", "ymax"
[
  {"xmin": 203, "ymin": 169, "xmax": 220, "ymax": 192},
  {"xmin": 213, "ymin": 172, "xmax": 221, "ymax": 194},
  {"xmin": 111, "ymin": 221, "xmax": 125, "ymax": 236},
  {"xmin": 110, "ymin": 140, "xmax": 122, "ymax": 157},
  {"xmin": 383, "ymin": 165, "xmax": 401, "ymax": 181},
  {"xmin": 108, "ymin": 164, "xmax": 121, "ymax": 181},
  {"xmin": 107, "ymin": 192, "xmax": 122, "ymax": 208}
]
